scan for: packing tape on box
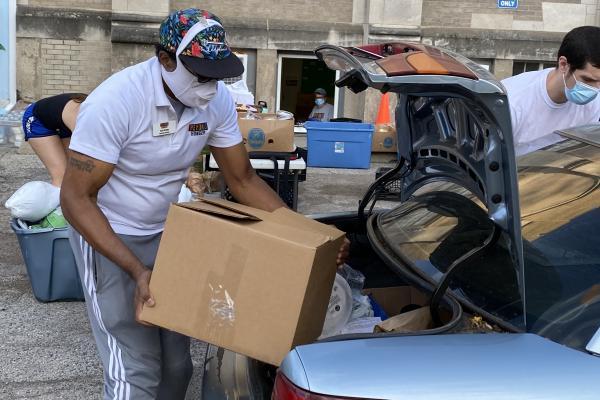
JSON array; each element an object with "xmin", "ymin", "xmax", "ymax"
[
  {"xmin": 208, "ymin": 283, "xmax": 236, "ymax": 323},
  {"xmin": 196, "ymin": 244, "xmax": 249, "ymax": 344}
]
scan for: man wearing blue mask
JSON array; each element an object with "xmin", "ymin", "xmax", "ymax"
[
  {"xmin": 308, "ymin": 87, "xmax": 334, "ymax": 122},
  {"xmin": 502, "ymin": 26, "xmax": 600, "ymax": 156}
]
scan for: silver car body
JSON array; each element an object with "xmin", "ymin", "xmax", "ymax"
[
  {"xmin": 282, "ymin": 333, "xmax": 600, "ymax": 400},
  {"xmin": 202, "ymin": 43, "xmax": 600, "ymax": 399}
]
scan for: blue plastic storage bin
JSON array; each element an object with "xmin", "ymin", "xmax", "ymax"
[
  {"xmin": 10, "ymin": 220, "xmax": 85, "ymax": 302},
  {"xmin": 305, "ymin": 121, "xmax": 374, "ymax": 169}
]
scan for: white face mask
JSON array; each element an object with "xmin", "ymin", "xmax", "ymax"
[
  {"xmin": 160, "ymin": 19, "xmax": 219, "ymax": 109},
  {"xmin": 161, "ymin": 63, "xmax": 218, "ymax": 109}
]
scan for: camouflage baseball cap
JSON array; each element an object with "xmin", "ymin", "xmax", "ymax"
[{"xmin": 159, "ymin": 8, "xmax": 244, "ymax": 79}]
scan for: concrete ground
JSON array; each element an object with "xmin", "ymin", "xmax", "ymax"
[{"xmin": 0, "ymin": 135, "xmax": 397, "ymax": 399}]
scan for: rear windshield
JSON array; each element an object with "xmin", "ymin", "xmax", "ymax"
[
  {"xmin": 518, "ymin": 150, "xmax": 600, "ymax": 351},
  {"xmin": 376, "ymin": 189, "xmax": 525, "ymax": 329},
  {"xmin": 377, "ymin": 140, "xmax": 600, "ymax": 352}
]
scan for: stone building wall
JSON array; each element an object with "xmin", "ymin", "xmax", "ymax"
[
  {"xmin": 421, "ymin": 0, "xmax": 597, "ymax": 32},
  {"xmin": 18, "ymin": 0, "xmax": 111, "ymax": 10},
  {"xmin": 16, "ymin": 7, "xmax": 111, "ymax": 101},
  {"xmin": 14, "ymin": 0, "xmax": 600, "ymax": 117},
  {"xmin": 39, "ymin": 38, "xmax": 111, "ymax": 97},
  {"xmin": 171, "ymin": 0, "xmax": 354, "ymax": 24}
]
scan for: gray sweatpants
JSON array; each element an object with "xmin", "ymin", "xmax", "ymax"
[{"xmin": 69, "ymin": 228, "xmax": 193, "ymax": 400}]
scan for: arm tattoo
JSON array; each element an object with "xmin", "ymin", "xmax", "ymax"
[{"xmin": 69, "ymin": 157, "xmax": 96, "ymax": 173}]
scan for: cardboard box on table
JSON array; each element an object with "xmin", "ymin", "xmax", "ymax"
[
  {"xmin": 140, "ymin": 198, "xmax": 345, "ymax": 366},
  {"xmin": 372, "ymin": 125, "xmax": 397, "ymax": 153},
  {"xmin": 237, "ymin": 113, "xmax": 295, "ymax": 153}
]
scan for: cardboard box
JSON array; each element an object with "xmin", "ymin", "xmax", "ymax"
[
  {"xmin": 335, "ymin": 286, "xmax": 429, "ymax": 335},
  {"xmin": 375, "ymin": 306, "xmax": 432, "ymax": 333},
  {"xmin": 238, "ymin": 114, "xmax": 295, "ymax": 153},
  {"xmin": 365, "ymin": 286, "xmax": 428, "ymax": 317},
  {"xmin": 140, "ymin": 198, "xmax": 345, "ymax": 366},
  {"xmin": 372, "ymin": 125, "xmax": 397, "ymax": 153}
]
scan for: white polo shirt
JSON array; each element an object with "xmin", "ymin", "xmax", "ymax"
[
  {"xmin": 70, "ymin": 57, "xmax": 242, "ymax": 235},
  {"xmin": 502, "ymin": 68, "xmax": 600, "ymax": 156}
]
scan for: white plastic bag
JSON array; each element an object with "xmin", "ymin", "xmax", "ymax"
[
  {"xmin": 4, "ymin": 181, "xmax": 60, "ymax": 221},
  {"xmin": 177, "ymin": 184, "xmax": 193, "ymax": 203},
  {"xmin": 350, "ymin": 293, "xmax": 375, "ymax": 320},
  {"xmin": 225, "ymin": 80, "xmax": 255, "ymax": 105}
]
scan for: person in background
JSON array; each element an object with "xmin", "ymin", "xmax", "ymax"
[
  {"xmin": 257, "ymin": 100, "xmax": 268, "ymax": 113},
  {"xmin": 502, "ymin": 26, "xmax": 600, "ymax": 156},
  {"xmin": 308, "ymin": 87, "xmax": 334, "ymax": 122},
  {"xmin": 21, "ymin": 93, "xmax": 87, "ymax": 187}
]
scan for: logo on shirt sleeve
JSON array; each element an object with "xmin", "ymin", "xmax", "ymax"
[{"xmin": 189, "ymin": 122, "xmax": 209, "ymax": 136}]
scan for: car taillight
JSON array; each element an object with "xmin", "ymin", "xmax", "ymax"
[{"xmin": 272, "ymin": 371, "xmax": 375, "ymax": 400}]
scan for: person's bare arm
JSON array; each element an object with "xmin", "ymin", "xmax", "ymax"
[
  {"xmin": 210, "ymin": 143, "xmax": 286, "ymax": 212},
  {"xmin": 62, "ymin": 100, "xmax": 82, "ymax": 132},
  {"xmin": 61, "ymin": 150, "xmax": 154, "ymax": 324}
]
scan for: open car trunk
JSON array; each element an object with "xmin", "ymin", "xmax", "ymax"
[
  {"xmin": 313, "ymin": 41, "xmax": 527, "ymax": 331},
  {"xmin": 203, "ymin": 41, "xmax": 525, "ymax": 399},
  {"xmin": 318, "ymin": 210, "xmax": 514, "ymax": 340},
  {"xmin": 202, "ymin": 211, "xmax": 511, "ymax": 400}
]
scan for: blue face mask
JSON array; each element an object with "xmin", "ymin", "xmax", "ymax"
[
  {"xmin": 315, "ymin": 98, "xmax": 325, "ymax": 106},
  {"xmin": 563, "ymin": 73, "xmax": 599, "ymax": 105}
]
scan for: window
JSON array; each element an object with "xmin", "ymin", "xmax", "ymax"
[
  {"xmin": 512, "ymin": 61, "xmax": 556, "ymax": 76},
  {"xmin": 471, "ymin": 58, "xmax": 493, "ymax": 73},
  {"xmin": 518, "ymin": 150, "xmax": 600, "ymax": 352}
]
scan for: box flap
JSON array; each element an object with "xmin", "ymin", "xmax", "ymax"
[
  {"xmin": 181, "ymin": 199, "xmax": 343, "ymax": 247},
  {"xmin": 271, "ymin": 207, "xmax": 345, "ymax": 240},
  {"xmin": 239, "ymin": 113, "xmax": 282, "ymax": 121},
  {"xmin": 247, "ymin": 219, "xmax": 334, "ymax": 248},
  {"xmin": 198, "ymin": 197, "xmax": 277, "ymax": 219},
  {"xmin": 177, "ymin": 201, "xmax": 262, "ymax": 221},
  {"xmin": 364, "ymin": 286, "xmax": 428, "ymax": 317}
]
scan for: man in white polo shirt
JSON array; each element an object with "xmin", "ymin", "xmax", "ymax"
[{"xmin": 60, "ymin": 9, "xmax": 305, "ymax": 399}]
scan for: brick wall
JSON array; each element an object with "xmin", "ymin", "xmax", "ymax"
[
  {"xmin": 25, "ymin": 0, "xmax": 111, "ymax": 10},
  {"xmin": 40, "ymin": 39, "xmax": 111, "ymax": 97},
  {"xmin": 422, "ymin": 0, "xmax": 593, "ymax": 30},
  {"xmin": 422, "ymin": 0, "xmax": 548, "ymax": 27},
  {"xmin": 171, "ymin": 0, "xmax": 354, "ymax": 23}
]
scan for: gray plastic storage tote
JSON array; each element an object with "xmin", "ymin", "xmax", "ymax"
[{"xmin": 10, "ymin": 219, "xmax": 85, "ymax": 302}]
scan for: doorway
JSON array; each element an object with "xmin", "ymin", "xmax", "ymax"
[{"xmin": 277, "ymin": 55, "xmax": 338, "ymax": 123}]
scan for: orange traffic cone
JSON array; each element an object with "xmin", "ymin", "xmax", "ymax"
[{"xmin": 375, "ymin": 92, "xmax": 391, "ymax": 125}]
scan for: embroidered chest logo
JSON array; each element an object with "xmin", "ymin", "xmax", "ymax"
[{"xmin": 189, "ymin": 122, "xmax": 209, "ymax": 136}]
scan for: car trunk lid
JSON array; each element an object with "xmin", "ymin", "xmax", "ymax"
[{"xmin": 316, "ymin": 43, "xmax": 525, "ymax": 328}]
